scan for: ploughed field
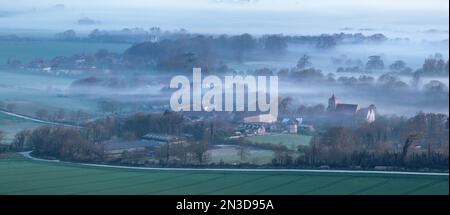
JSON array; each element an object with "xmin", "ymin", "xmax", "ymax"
[{"xmin": 0, "ymin": 155, "xmax": 448, "ymax": 195}]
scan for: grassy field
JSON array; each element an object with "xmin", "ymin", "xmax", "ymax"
[
  {"xmin": 245, "ymin": 134, "xmax": 312, "ymax": 150},
  {"xmin": 0, "ymin": 154, "xmax": 447, "ymax": 195},
  {"xmin": 0, "ymin": 70, "xmax": 101, "ymax": 119},
  {"xmin": 208, "ymin": 145, "xmax": 274, "ymax": 165},
  {"xmin": 0, "ymin": 41, "xmax": 131, "ymax": 63}
]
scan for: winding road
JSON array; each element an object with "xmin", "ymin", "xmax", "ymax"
[
  {"xmin": 19, "ymin": 151, "xmax": 449, "ymax": 176},
  {"xmin": 0, "ymin": 109, "xmax": 82, "ymax": 128}
]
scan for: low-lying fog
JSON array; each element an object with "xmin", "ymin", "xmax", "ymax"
[
  {"xmin": 0, "ymin": 0, "xmax": 448, "ymax": 41},
  {"xmin": 1, "ymin": 0, "xmax": 448, "ymax": 117}
]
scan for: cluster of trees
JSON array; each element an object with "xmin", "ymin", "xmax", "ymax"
[
  {"xmin": 287, "ymin": 33, "xmax": 388, "ymax": 49},
  {"xmin": 335, "ymin": 53, "xmax": 448, "ymax": 77},
  {"xmin": 53, "ymin": 29, "xmax": 389, "ymax": 50},
  {"xmin": 122, "ymin": 33, "xmax": 390, "ymax": 71},
  {"xmin": 124, "ymin": 34, "xmax": 289, "ymax": 70},
  {"xmin": 8, "ymin": 111, "xmax": 226, "ymax": 165},
  {"xmin": 416, "ymin": 53, "xmax": 449, "ymax": 76},
  {"xmin": 269, "ymin": 55, "xmax": 449, "ymax": 97},
  {"xmin": 12, "ymin": 126, "xmax": 103, "ymax": 162},
  {"xmin": 294, "ymin": 113, "xmax": 449, "ymax": 170},
  {"xmin": 154, "ymin": 121, "xmax": 214, "ymax": 165}
]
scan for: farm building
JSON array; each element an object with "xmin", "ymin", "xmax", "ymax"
[
  {"xmin": 104, "ymin": 133, "xmax": 187, "ymax": 158},
  {"xmin": 142, "ymin": 133, "xmax": 186, "ymax": 144},
  {"xmin": 104, "ymin": 139, "xmax": 165, "ymax": 158}
]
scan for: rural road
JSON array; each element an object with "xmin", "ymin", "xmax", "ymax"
[
  {"xmin": 19, "ymin": 151, "xmax": 449, "ymax": 176},
  {"xmin": 0, "ymin": 109, "xmax": 82, "ymax": 128}
]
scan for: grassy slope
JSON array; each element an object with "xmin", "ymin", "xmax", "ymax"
[
  {"xmin": 245, "ymin": 134, "xmax": 312, "ymax": 150},
  {"xmin": 0, "ymin": 155, "xmax": 447, "ymax": 195},
  {"xmin": 208, "ymin": 146, "xmax": 274, "ymax": 165}
]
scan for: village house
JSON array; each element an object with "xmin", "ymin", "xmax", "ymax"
[
  {"xmin": 236, "ymin": 123, "xmax": 266, "ymax": 136},
  {"xmin": 243, "ymin": 114, "xmax": 277, "ymax": 124}
]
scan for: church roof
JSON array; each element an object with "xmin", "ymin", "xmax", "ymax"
[{"xmin": 335, "ymin": 103, "xmax": 359, "ymax": 114}]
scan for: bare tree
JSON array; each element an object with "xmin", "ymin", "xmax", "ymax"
[
  {"xmin": 237, "ymin": 142, "xmax": 250, "ymax": 162},
  {"xmin": 401, "ymin": 134, "xmax": 422, "ymax": 165}
]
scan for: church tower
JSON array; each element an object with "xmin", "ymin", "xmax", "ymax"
[{"xmin": 327, "ymin": 94, "xmax": 338, "ymax": 111}]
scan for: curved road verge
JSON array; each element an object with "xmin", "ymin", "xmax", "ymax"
[
  {"xmin": 19, "ymin": 151, "xmax": 449, "ymax": 176},
  {"xmin": 0, "ymin": 109, "xmax": 82, "ymax": 128}
]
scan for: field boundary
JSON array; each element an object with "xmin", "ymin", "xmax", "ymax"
[
  {"xmin": 19, "ymin": 151, "xmax": 449, "ymax": 176},
  {"xmin": 0, "ymin": 109, "xmax": 82, "ymax": 128}
]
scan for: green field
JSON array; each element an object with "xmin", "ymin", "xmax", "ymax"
[
  {"xmin": 0, "ymin": 70, "xmax": 99, "ymax": 114},
  {"xmin": 0, "ymin": 41, "xmax": 131, "ymax": 63},
  {"xmin": 208, "ymin": 145, "xmax": 274, "ymax": 165},
  {"xmin": 245, "ymin": 134, "xmax": 312, "ymax": 150},
  {"xmin": 0, "ymin": 154, "xmax": 447, "ymax": 195}
]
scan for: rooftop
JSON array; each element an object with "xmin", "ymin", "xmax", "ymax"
[{"xmin": 335, "ymin": 103, "xmax": 359, "ymax": 114}]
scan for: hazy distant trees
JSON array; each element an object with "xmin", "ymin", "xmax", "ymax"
[
  {"xmin": 296, "ymin": 54, "xmax": 311, "ymax": 70},
  {"xmin": 263, "ymin": 35, "xmax": 287, "ymax": 54},
  {"xmin": 230, "ymin": 33, "xmax": 256, "ymax": 62},
  {"xmin": 389, "ymin": 60, "xmax": 406, "ymax": 71},
  {"xmin": 411, "ymin": 72, "xmax": 421, "ymax": 89},
  {"xmin": 417, "ymin": 53, "xmax": 449, "ymax": 76},
  {"xmin": 365, "ymin": 56, "xmax": 385, "ymax": 71},
  {"xmin": 296, "ymin": 104, "xmax": 325, "ymax": 116},
  {"xmin": 377, "ymin": 73, "xmax": 408, "ymax": 89},
  {"xmin": 389, "ymin": 60, "xmax": 413, "ymax": 74},
  {"xmin": 54, "ymin": 29, "xmax": 78, "ymax": 41},
  {"xmin": 423, "ymin": 80, "xmax": 447, "ymax": 96},
  {"xmin": 315, "ymin": 35, "xmax": 336, "ymax": 49}
]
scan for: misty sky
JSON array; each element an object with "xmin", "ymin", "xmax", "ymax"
[{"xmin": 0, "ymin": 0, "xmax": 448, "ymax": 40}]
